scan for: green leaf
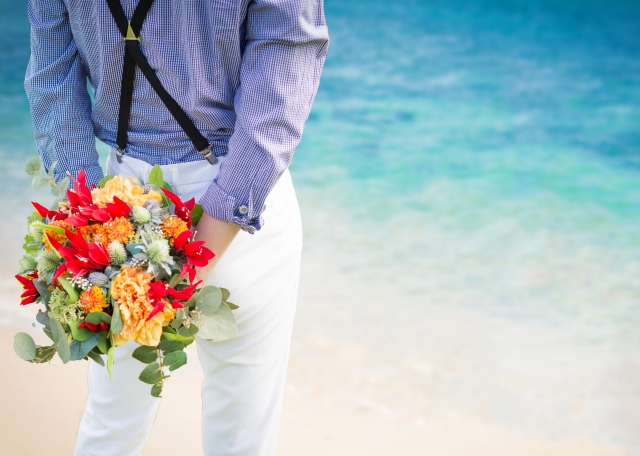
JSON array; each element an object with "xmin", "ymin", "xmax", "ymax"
[
  {"xmin": 50, "ymin": 317, "xmax": 70, "ymax": 364},
  {"xmin": 58, "ymin": 277, "xmax": 79, "ymax": 304},
  {"xmin": 158, "ymin": 339, "xmax": 184, "ymax": 354},
  {"xmin": 43, "ymin": 328, "xmax": 55, "ymax": 343},
  {"xmin": 85, "ymin": 311, "xmax": 112, "ymax": 325},
  {"xmin": 97, "ymin": 331, "xmax": 109, "ymax": 354},
  {"xmin": 47, "ymin": 160, "xmax": 57, "ymax": 179},
  {"xmin": 110, "ymin": 301, "xmax": 124, "ymax": 335},
  {"xmin": 32, "ymin": 172, "xmax": 50, "ymax": 191},
  {"xmin": 161, "ymin": 332, "xmax": 195, "ymax": 345},
  {"xmin": 147, "ymin": 165, "xmax": 164, "ymax": 189},
  {"xmin": 57, "ymin": 176, "xmax": 70, "ymax": 193},
  {"xmin": 161, "ymin": 180, "xmax": 173, "ymax": 192},
  {"xmin": 30, "ymin": 345, "xmax": 57, "ymax": 363},
  {"xmin": 107, "ymin": 346, "xmax": 115, "ymax": 377},
  {"xmin": 220, "ymin": 288, "xmax": 230, "ymax": 302},
  {"xmin": 36, "ymin": 310, "xmax": 51, "ymax": 330},
  {"xmin": 198, "ymin": 303, "xmax": 238, "ymax": 342},
  {"xmin": 68, "ymin": 319, "xmax": 95, "ymax": 342},
  {"xmin": 24, "ymin": 157, "xmax": 41, "ymax": 176},
  {"xmin": 191, "ymin": 204, "xmax": 204, "ymax": 226},
  {"xmin": 97, "ymin": 174, "xmax": 115, "ymax": 188},
  {"xmin": 196, "ymin": 286, "xmax": 222, "ymax": 314},
  {"xmin": 32, "ymin": 222, "xmax": 66, "ymax": 236},
  {"xmin": 22, "ymin": 234, "xmax": 38, "ymax": 255},
  {"xmin": 225, "ymin": 301, "xmax": 239, "ymax": 310},
  {"xmin": 13, "ymin": 333, "xmax": 37, "ymax": 361},
  {"xmin": 164, "ymin": 350, "xmax": 187, "ymax": 372},
  {"xmin": 151, "ymin": 384, "xmax": 163, "ymax": 398},
  {"xmin": 33, "ymin": 280, "xmax": 51, "ymax": 307},
  {"xmin": 139, "ymin": 362, "xmax": 162, "ymax": 384},
  {"xmin": 70, "ymin": 333, "xmax": 100, "ymax": 361},
  {"xmin": 170, "ymin": 318, "xmax": 184, "ymax": 330},
  {"xmin": 178, "ymin": 324, "xmax": 199, "ymax": 337},
  {"xmin": 168, "ymin": 273, "xmax": 182, "ymax": 288},
  {"xmin": 87, "ymin": 349, "xmax": 105, "ymax": 367},
  {"xmin": 132, "ymin": 345, "xmax": 158, "ymax": 364}
]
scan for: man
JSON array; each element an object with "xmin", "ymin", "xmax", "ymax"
[{"xmin": 24, "ymin": 0, "xmax": 328, "ymax": 454}]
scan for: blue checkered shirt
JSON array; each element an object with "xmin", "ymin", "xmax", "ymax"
[{"xmin": 24, "ymin": 0, "xmax": 329, "ymax": 233}]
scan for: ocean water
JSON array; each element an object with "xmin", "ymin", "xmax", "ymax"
[{"xmin": 1, "ymin": 0, "xmax": 640, "ymax": 453}]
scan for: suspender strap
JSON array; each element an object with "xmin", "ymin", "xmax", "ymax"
[{"xmin": 104, "ymin": 0, "xmax": 216, "ymax": 164}]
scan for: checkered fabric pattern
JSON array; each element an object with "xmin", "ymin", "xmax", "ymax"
[{"xmin": 24, "ymin": 0, "xmax": 329, "ymax": 232}]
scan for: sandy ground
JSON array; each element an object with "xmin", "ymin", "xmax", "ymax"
[{"xmin": 0, "ymin": 326, "xmax": 626, "ymax": 456}]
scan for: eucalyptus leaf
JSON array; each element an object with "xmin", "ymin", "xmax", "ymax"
[
  {"xmin": 30, "ymin": 345, "xmax": 57, "ymax": 363},
  {"xmin": 43, "ymin": 328, "xmax": 55, "ymax": 342},
  {"xmin": 50, "ymin": 317, "xmax": 70, "ymax": 364},
  {"xmin": 196, "ymin": 286, "xmax": 222, "ymax": 314},
  {"xmin": 111, "ymin": 301, "xmax": 124, "ymax": 335},
  {"xmin": 13, "ymin": 332, "xmax": 36, "ymax": 361},
  {"xmin": 164, "ymin": 350, "xmax": 187, "ymax": 372},
  {"xmin": 151, "ymin": 384, "xmax": 163, "ymax": 398},
  {"xmin": 48, "ymin": 160, "xmax": 57, "ymax": 179},
  {"xmin": 132, "ymin": 345, "xmax": 158, "ymax": 364},
  {"xmin": 32, "ymin": 172, "xmax": 50, "ymax": 191},
  {"xmin": 24, "ymin": 157, "xmax": 41, "ymax": 176},
  {"xmin": 97, "ymin": 174, "xmax": 115, "ymax": 187},
  {"xmin": 57, "ymin": 176, "xmax": 70, "ymax": 193},
  {"xmin": 220, "ymin": 288, "xmax": 230, "ymax": 302},
  {"xmin": 36, "ymin": 310, "xmax": 50, "ymax": 330},
  {"xmin": 107, "ymin": 346, "xmax": 115, "ymax": 378},
  {"xmin": 97, "ymin": 331, "xmax": 109, "ymax": 354},
  {"xmin": 33, "ymin": 280, "xmax": 51, "ymax": 307},
  {"xmin": 158, "ymin": 339, "xmax": 184, "ymax": 354},
  {"xmin": 197, "ymin": 303, "xmax": 238, "ymax": 342},
  {"xmin": 170, "ymin": 318, "xmax": 184, "ymax": 330},
  {"xmin": 139, "ymin": 362, "xmax": 161, "ymax": 384},
  {"xmin": 87, "ymin": 349, "xmax": 105, "ymax": 366},
  {"xmin": 225, "ymin": 302, "xmax": 239, "ymax": 310},
  {"xmin": 70, "ymin": 333, "xmax": 100, "ymax": 361},
  {"xmin": 85, "ymin": 311, "xmax": 112, "ymax": 325},
  {"xmin": 178, "ymin": 324, "xmax": 199, "ymax": 337}
]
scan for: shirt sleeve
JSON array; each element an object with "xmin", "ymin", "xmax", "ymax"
[
  {"xmin": 24, "ymin": 0, "xmax": 103, "ymax": 186},
  {"xmin": 199, "ymin": 0, "xmax": 329, "ymax": 233}
]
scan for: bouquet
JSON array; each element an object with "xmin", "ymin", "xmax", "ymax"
[{"xmin": 13, "ymin": 157, "xmax": 238, "ymax": 397}]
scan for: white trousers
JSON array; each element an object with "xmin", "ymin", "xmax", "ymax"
[{"xmin": 74, "ymin": 150, "xmax": 303, "ymax": 456}]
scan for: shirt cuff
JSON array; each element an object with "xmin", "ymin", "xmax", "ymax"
[{"xmin": 199, "ymin": 180, "xmax": 263, "ymax": 234}]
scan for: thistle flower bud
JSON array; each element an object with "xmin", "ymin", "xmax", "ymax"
[
  {"xmin": 147, "ymin": 239, "xmax": 170, "ymax": 264},
  {"xmin": 19, "ymin": 254, "xmax": 37, "ymax": 271},
  {"xmin": 142, "ymin": 184, "xmax": 155, "ymax": 195},
  {"xmin": 107, "ymin": 241, "xmax": 127, "ymax": 265},
  {"xmin": 36, "ymin": 250, "xmax": 61, "ymax": 276},
  {"xmin": 132, "ymin": 205, "xmax": 152, "ymax": 224},
  {"xmin": 88, "ymin": 271, "xmax": 109, "ymax": 288},
  {"xmin": 28, "ymin": 222, "xmax": 44, "ymax": 241}
]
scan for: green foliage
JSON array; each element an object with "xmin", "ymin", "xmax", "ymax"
[
  {"xmin": 24, "ymin": 157, "xmax": 41, "ymax": 176},
  {"xmin": 196, "ymin": 286, "xmax": 222, "ymax": 313},
  {"xmin": 110, "ymin": 301, "xmax": 124, "ymax": 335},
  {"xmin": 33, "ymin": 280, "xmax": 51, "ymax": 307},
  {"xmin": 191, "ymin": 204, "xmax": 204, "ymax": 226},
  {"xmin": 139, "ymin": 362, "xmax": 162, "ymax": 384},
  {"xmin": 85, "ymin": 311, "xmax": 112, "ymax": 325},
  {"xmin": 30, "ymin": 345, "xmax": 57, "ymax": 364},
  {"xmin": 48, "ymin": 288, "xmax": 83, "ymax": 324},
  {"xmin": 36, "ymin": 250, "xmax": 62, "ymax": 278},
  {"xmin": 178, "ymin": 324, "xmax": 199, "ymax": 337},
  {"xmin": 132, "ymin": 346, "xmax": 158, "ymax": 364},
  {"xmin": 68, "ymin": 319, "xmax": 95, "ymax": 342},
  {"xmin": 87, "ymin": 349, "xmax": 105, "ymax": 367},
  {"xmin": 97, "ymin": 331, "xmax": 110, "ymax": 354},
  {"xmin": 158, "ymin": 339, "xmax": 183, "ymax": 354},
  {"xmin": 107, "ymin": 346, "xmax": 114, "ymax": 377},
  {"xmin": 98, "ymin": 174, "xmax": 115, "ymax": 187},
  {"xmin": 150, "ymin": 384, "xmax": 163, "ymax": 398},
  {"xmin": 220, "ymin": 288, "xmax": 230, "ymax": 302},
  {"xmin": 32, "ymin": 222, "xmax": 66, "ymax": 236},
  {"xmin": 19, "ymin": 254, "xmax": 37, "ymax": 272},
  {"xmin": 197, "ymin": 303, "xmax": 238, "ymax": 342},
  {"xmin": 57, "ymin": 277, "xmax": 79, "ymax": 304},
  {"xmin": 164, "ymin": 350, "xmax": 187, "ymax": 372},
  {"xmin": 36, "ymin": 310, "xmax": 51, "ymax": 330},
  {"xmin": 49, "ymin": 317, "xmax": 70, "ymax": 364},
  {"xmin": 70, "ymin": 333, "xmax": 100, "ymax": 361},
  {"xmin": 14, "ymin": 333, "xmax": 37, "ymax": 361}
]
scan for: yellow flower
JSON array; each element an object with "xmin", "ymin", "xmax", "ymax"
[
  {"xmin": 91, "ymin": 175, "xmax": 162, "ymax": 208},
  {"xmin": 42, "ymin": 220, "xmax": 70, "ymax": 251},
  {"xmin": 111, "ymin": 267, "xmax": 175, "ymax": 347},
  {"xmin": 160, "ymin": 216, "xmax": 189, "ymax": 240},
  {"xmin": 79, "ymin": 286, "xmax": 107, "ymax": 314},
  {"xmin": 108, "ymin": 217, "xmax": 135, "ymax": 244}
]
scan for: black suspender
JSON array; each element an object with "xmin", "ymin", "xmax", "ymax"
[{"xmin": 104, "ymin": 0, "xmax": 217, "ymax": 164}]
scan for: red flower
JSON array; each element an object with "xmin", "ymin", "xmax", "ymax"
[
  {"xmin": 16, "ymin": 271, "xmax": 39, "ymax": 305},
  {"xmin": 78, "ymin": 321, "xmax": 109, "ymax": 332},
  {"xmin": 145, "ymin": 280, "xmax": 200, "ymax": 321},
  {"xmin": 161, "ymin": 188, "xmax": 196, "ymax": 228},
  {"xmin": 173, "ymin": 230, "xmax": 215, "ymax": 283},
  {"xmin": 48, "ymin": 229, "xmax": 110, "ymax": 277}
]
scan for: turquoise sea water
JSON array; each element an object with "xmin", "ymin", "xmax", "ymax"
[{"xmin": 1, "ymin": 0, "xmax": 640, "ymax": 452}]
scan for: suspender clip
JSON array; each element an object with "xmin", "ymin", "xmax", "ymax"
[
  {"xmin": 124, "ymin": 22, "xmax": 140, "ymax": 41},
  {"xmin": 199, "ymin": 144, "xmax": 218, "ymax": 165},
  {"xmin": 115, "ymin": 146, "xmax": 126, "ymax": 163}
]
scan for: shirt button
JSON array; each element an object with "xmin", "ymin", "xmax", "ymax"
[{"xmin": 238, "ymin": 205, "xmax": 248, "ymax": 215}]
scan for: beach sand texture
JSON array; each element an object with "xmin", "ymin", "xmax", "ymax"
[{"xmin": 0, "ymin": 327, "xmax": 624, "ymax": 456}]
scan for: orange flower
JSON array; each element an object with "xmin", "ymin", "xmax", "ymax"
[
  {"xmin": 91, "ymin": 175, "xmax": 162, "ymax": 208},
  {"xmin": 111, "ymin": 267, "xmax": 175, "ymax": 347},
  {"xmin": 79, "ymin": 286, "xmax": 107, "ymax": 314},
  {"xmin": 77, "ymin": 225, "xmax": 95, "ymax": 242},
  {"xmin": 42, "ymin": 220, "xmax": 70, "ymax": 251},
  {"xmin": 108, "ymin": 217, "xmax": 134, "ymax": 244},
  {"xmin": 160, "ymin": 216, "xmax": 189, "ymax": 239},
  {"xmin": 91, "ymin": 224, "xmax": 111, "ymax": 245}
]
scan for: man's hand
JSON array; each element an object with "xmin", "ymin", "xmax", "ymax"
[{"xmin": 193, "ymin": 212, "xmax": 241, "ymax": 282}]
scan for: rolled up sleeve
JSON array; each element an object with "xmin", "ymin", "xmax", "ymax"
[
  {"xmin": 199, "ymin": 0, "xmax": 329, "ymax": 233},
  {"xmin": 24, "ymin": 0, "xmax": 102, "ymax": 186}
]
